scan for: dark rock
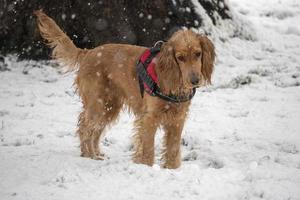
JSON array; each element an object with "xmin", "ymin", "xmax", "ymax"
[
  {"xmin": 0, "ymin": 55, "xmax": 10, "ymax": 71},
  {"xmin": 228, "ymin": 75, "xmax": 252, "ymax": 89}
]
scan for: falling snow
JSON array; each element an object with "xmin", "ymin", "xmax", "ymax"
[{"xmin": 0, "ymin": 0, "xmax": 300, "ymax": 200}]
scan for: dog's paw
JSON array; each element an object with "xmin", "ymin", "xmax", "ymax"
[
  {"xmin": 92, "ymin": 155, "xmax": 105, "ymax": 160},
  {"xmin": 81, "ymin": 153, "xmax": 105, "ymax": 160},
  {"xmin": 81, "ymin": 151, "xmax": 108, "ymax": 160}
]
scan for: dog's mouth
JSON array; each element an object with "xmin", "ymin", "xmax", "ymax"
[
  {"xmin": 186, "ymin": 79, "xmax": 209, "ymax": 89},
  {"xmin": 192, "ymin": 85, "xmax": 201, "ymax": 88},
  {"xmin": 183, "ymin": 77, "xmax": 207, "ymax": 90},
  {"xmin": 185, "ymin": 83, "xmax": 203, "ymax": 89}
]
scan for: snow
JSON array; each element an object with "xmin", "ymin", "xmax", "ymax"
[{"xmin": 1, "ymin": 0, "xmax": 300, "ymax": 199}]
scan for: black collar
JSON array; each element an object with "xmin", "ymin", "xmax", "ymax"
[{"xmin": 136, "ymin": 41, "xmax": 196, "ymax": 103}]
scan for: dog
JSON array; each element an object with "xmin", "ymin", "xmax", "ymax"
[{"xmin": 34, "ymin": 10, "xmax": 215, "ymax": 169}]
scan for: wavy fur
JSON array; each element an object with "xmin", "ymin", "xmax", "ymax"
[{"xmin": 34, "ymin": 10, "xmax": 83, "ymax": 71}]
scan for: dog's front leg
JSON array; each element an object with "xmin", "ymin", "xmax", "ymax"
[
  {"xmin": 161, "ymin": 116, "xmax": 186, "ymax": 169},
  {"xmin": 133, "ymin": 113, "xmax": 159, "ymax": 166}
]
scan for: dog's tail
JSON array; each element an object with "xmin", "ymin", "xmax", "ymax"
[{"xmin": 34, "ymin": 10, "xmax": 83, "ymax": 72}]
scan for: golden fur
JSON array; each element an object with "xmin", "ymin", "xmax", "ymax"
[{"xmin": 34, "ymin": 10, "xmax": 215, "ymax": 169}]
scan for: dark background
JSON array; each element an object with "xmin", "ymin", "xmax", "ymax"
[{"xmin": 0, "ymin": 0, "xmax": 231, "ymax": 60}]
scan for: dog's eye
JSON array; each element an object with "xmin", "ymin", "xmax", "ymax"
[
  {"xmin": 177, "ymin": 55, "xmax": 185, "ymax": 62},
  {"xmin": 195, "ymin": 52, "xmax": 202, "ymax": 57}
]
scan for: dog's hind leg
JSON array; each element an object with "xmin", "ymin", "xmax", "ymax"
[
  {"xmin": 77, "ymin": 95, "xmax": 123, "ymax": 160},
  {"xmin": 91, "ymin": 99, "xmax": 123, "ymax": 158},
  {"xmin": 92, "ymin": 131, "xmax": 104, "ymax": 157},
  {"xmin": 77, "ymin": 111, "xmax": 106, "ymax": 160}
]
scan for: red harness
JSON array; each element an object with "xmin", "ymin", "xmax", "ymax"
[
  {"xmin": 136, "ymin": 41, "xmax": 196, "ymax": 103},
  {"xmin": 139, "ymin": 49, "xmax": 159, "ymax": 94}
]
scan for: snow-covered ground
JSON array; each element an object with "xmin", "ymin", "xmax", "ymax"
[{"xmin": 1, "ymin": 0, "xmax": 300, "ymax": 199}]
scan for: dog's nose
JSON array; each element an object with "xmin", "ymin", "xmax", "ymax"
[{"xmin": 190, "ymin": 73, "xmax": 200, "ymax": 85}]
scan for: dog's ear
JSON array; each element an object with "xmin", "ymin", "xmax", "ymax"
[
  {"xmin": 198, "ymin": 35, "xmax": 215, "ymax": 84},
  {"xmin": 158, "ymin": 42, "xmax": 179, "ymax": 70},
  {"xmin": 157, "ymin": 42, "xmax": 182, "ymax": 94}
]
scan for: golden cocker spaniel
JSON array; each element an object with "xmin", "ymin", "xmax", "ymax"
[{"xmin": 35, "ymin": 10, "xmax": 215, "ymax": 169}]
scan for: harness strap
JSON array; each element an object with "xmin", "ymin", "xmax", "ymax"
[
  {"xmin": 155, "ymin": 88, "xmax": 196, "ymax": 103},
  {"xmin": 136, "ymin": 61, "xmax": 157, "ymax": 97}
]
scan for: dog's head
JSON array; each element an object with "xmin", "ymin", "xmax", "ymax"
[{"xmin": 157, "ymin": 30, "xmax": 215, "ymax": 93}]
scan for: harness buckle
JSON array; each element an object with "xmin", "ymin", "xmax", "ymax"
[{"xmin": 154, "ymin": 40, "xmax": 164, "ymax": 47}]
